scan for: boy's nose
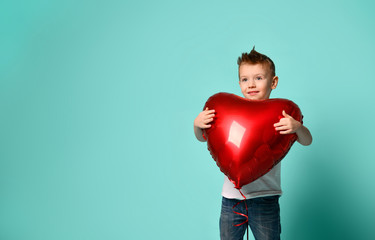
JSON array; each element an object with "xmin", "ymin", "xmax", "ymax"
[{"xmin": 248, "ymin": 80, "xmax": 256, "ymax": 88}]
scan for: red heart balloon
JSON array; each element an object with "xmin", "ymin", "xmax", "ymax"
[{"xmin": 203, "ymin": 92, "xmax": 302, "ymax": 189}]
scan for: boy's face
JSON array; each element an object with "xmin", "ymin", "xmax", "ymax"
[{"xmin": 238, "ymin": 63, "xmax": 278, "ymax": 100}]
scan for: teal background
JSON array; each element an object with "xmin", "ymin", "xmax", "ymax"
[{"xmin": 1, "ymin": 0, "xmax": 374, "ymax": 239}]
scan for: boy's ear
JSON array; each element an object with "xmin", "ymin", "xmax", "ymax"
[{"xmin": 271, "ymin": 76, "xmax": 278, "ymax": 89}]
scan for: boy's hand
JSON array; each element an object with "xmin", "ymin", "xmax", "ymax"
[
  {"xmin": 194, "ymin": 107, "xmax": 215, "ymax": 129},
  {"xmin": 273, "ymin": 110, "xmax": 302, "ymax": 134}
]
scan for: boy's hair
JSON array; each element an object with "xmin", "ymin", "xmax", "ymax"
[{"xmin": 237, "ymin": 46, "xmax": 276, "ymax": 77}]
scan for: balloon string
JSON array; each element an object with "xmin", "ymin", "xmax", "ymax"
[
  {"xmin": 202, "ymin": 132, "xmax": 207, "ymax": 141},
  {"xmin": 232, "ymin": 189, "xmax": 249, "ymax": 240}
]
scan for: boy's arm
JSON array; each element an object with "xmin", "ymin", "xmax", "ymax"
[
  {"xmin": 274, "ymin": 110, "xmax": 312, "ymax": 146},
  {"xmin": 194, "ymin": 126, "xmax": 206, "ymax": 142},
  {"xmin": 295, "ymin": 125, "xmax": 312, "ymax": 146},
  {"xmin": 194, "ymin": 108, "xmax": 215, "ymax": 142}
]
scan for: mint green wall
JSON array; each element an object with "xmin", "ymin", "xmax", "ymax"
[{"xmin": 1, "ymin": 1, "xmax": 374, "ymax": 239}]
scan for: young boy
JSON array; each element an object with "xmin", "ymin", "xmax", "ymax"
[{"xmin": 193, "ymin": 47, "xmax": 312, "ymax": 240}]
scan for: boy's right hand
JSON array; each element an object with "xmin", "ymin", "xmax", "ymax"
[{"xmin": 194, "ymin": 107, "xmax": 215, "ymax": 129}]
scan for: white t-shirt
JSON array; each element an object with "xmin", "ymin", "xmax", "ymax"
[{"xmin": 222, "ymin": 162, "xmax": 282, "ymax": 199}]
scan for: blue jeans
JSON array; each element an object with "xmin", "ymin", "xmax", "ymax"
[{"xmin": 220, "ymin": 196, "xmax": 281, "ymax": 240}]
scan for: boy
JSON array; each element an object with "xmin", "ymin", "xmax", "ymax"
[{"xmin": 193, "ymin": 47, "xmax": 312, "ymax": 240}]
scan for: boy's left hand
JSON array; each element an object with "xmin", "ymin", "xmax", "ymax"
[{"xmin": 273, "ymin": 110, "xmax": 302, "ymax": 134}]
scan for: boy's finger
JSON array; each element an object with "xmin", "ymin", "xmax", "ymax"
[
  {"xmin": 273, "ymin": 122, "xmax": 284, "ymax": 127},
  {"xmin": 280, "ymin": 130, "xmax": 291, "ymax": 134},
  {"xmin": 275, "ymin": 117, "xmax": 288, "ymax": 125},
  {"xmin": 275, "ymin": 125, "xmax": 288, "ymax": 131}
]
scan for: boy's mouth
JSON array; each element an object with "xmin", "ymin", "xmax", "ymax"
[{"xmin": 248, "ymin": 91, "xmax": 259, "ymax": 96}]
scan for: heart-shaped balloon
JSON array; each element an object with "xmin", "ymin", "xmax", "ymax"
[{"xmin": 203, "ymin": 92, "xmax": 302, "ymax": 189}]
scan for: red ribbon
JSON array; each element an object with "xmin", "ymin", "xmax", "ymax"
[{"xmin": 232, "ymin": 189, "xmax": 249, "ymax": 240}]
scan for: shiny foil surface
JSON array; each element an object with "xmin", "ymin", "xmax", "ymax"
[{"xmin": 203, "ymin": 92, "xmax": 302, "ymax": 189}]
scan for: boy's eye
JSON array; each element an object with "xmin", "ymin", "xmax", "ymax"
[
  {"xmin": 241, "ymin": 78, "xmax": 247, "ymax": 82},
  {"xmin": 256, "ymin": 77, "xmax": 262, "ymax": 80}
]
